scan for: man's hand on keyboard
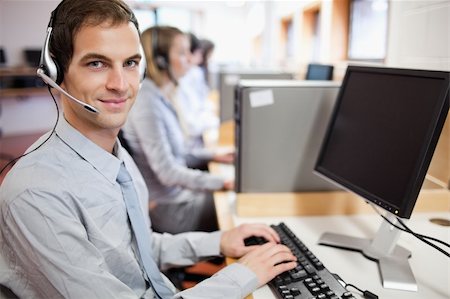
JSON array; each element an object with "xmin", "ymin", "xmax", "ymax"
[
  {"xmin": 220, "ymin": 223, "xmax": 280, "ymax": 257},
  {"xmin": 238, "ymin": 242, "xmax": 298, "ymax": 287}
]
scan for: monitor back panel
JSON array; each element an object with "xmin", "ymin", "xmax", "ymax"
[
  {"xmin": 235, "ymin": 80, "xmax": 342, "ymax": 192},
  {"xmin": 219, "ymin": 71, "xmax": 294, "ymax": 122}
]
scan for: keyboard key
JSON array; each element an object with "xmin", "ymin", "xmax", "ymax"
[{"xmin": 290, "ymin": 287, "xmax": 301, "ymax": 296}]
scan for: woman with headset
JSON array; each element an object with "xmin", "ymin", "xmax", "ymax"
[
  {"xmin": 174, "ymin": 33, "xmax": 219, "ymax": 171},
  {"xmin": 122, "ymin": 26, "xmax": 233, "ymax": 234}
]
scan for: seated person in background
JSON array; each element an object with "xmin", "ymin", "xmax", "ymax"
[
  {"xmin": 198, "ymin": 38, "xmax": 215, "ymax": 84},
  {"xmin": 122, "ymin": 26, "xmax": 233, "ymax": 234},
  {"xmin": 174, "ymin": 33, "xmax": 219, "ymax": 171},
  {"xmin": 0, "ymin": 1, "xmax": 297, "ymax": 298}
]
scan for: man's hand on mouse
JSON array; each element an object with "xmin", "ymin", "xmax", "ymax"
[
  {"xmin": 220, "ymin": 223, "xmax": 281, "ymax": 258},
  {"xmin": 220, "ymin": 223, "xmax": 297, "ymax": 287}
]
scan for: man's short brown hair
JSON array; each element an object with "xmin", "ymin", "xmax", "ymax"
[{"xmin": 49, "ymin": 0, "xmax": 139, "ymax": 76}]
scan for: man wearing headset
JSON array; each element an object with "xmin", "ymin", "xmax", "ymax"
[{"xmin": 0, "ymin": 0, "xmax": 296, "ymax": 298}]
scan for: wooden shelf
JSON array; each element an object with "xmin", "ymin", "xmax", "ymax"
[
  {"xmin": 0, "ymin": 66, "xmax": 47, "ymax": 98},
  {"xmin": 0, "ymin": 87, "xmax": 48, "ymax": 98},
  {"xmin": 0, "ymin": 66, "xmax": 38, "ymax": 77}
]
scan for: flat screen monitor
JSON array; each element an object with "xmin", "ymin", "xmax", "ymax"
[
  {"xmin": 23, "ymin": 49, "xmax": 41, "ymax": 67},
  {"xmin": 0, "ymin": 48, "xmax": 6, "ymax": 65},
  {"xmin": 314, "ymin": 65, "xmax": 449, "ymax": 291},
  {"xmin": 305, "ymin": 63, "xmax": 334, "ymax": 80}
]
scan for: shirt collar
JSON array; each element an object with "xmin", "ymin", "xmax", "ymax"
[{"xmin": 55, "ymin": 115, "xmax": 122, "ymax": 184}]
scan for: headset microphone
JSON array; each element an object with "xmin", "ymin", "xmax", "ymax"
[
  {"xmin": 37, "ymin": 69, "xmax": 99, "ymax": 114},
  {"xmin": 38, "ymin": 19, "xmax": 99, "ymax": 114}
]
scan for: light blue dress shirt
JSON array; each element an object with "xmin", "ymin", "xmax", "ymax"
[{"xmin": 0, "ymin": 116, "xmax": 257, "ymax": 299}]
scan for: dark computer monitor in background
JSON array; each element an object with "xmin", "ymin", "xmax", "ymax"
[
  {"xmin": 305, "ymin": 63, "xmax": 334, "ymax": 80},
  {"xmin": 23, "ymin": 49, "xmax": 41, "ymax": 67},
  {"xmin": 0, "ymin": 48, "xmax": 6, "ymax": 66},
  {"xmin": 314, "ymin": 65, "xmax": 449, "ymax": 291}
]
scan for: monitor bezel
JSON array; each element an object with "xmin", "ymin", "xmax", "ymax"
[{"xmin": 314, "ymin": 65, "xmax": 449, "ymax": 219}]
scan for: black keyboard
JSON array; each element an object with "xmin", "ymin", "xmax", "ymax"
[{"xmin": 248, "ymin": 222, "xmax": 356, "ymax": 299}]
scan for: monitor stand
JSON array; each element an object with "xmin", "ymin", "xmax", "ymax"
[{"xmin": 318, "ymin": 212, "xmax": 417, "ymax": 291}]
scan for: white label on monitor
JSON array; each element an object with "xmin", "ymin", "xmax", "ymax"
[
  {"xmin": 249, "ymin": 89, "xmax": 274, "ymax": 108},
  {"xmin": 225, "ymin": 74, "xmax": 240, "ymax": 85}
]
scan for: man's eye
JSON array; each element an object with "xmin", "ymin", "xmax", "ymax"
[
  {"xmin": 88, "ymin": 61, "xmax": 104, "ymax": 68},
  {"xmin": 125, "ymin": 60, "xmax": 138, "ymax": 68}
]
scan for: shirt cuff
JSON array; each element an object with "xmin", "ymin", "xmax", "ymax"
[
  {"xmin": 195, "ymin": 231, "xmax": 222, "ymax": 257},
  {"xmin": 214, "ymin": 262, "xmax": 259, "ymax": 297},
  {"xmin": 191, "ymin": 147, "xmax": 215, "ymax": 161}
]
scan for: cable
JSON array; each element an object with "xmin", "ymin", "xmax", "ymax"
[
  {"xmin": 397, "ymin": 217, "xmax": 450, "ymax": 249},
  {"xmin": 0, "ymin": 153, "xmax": 16, "ymax": 161},
  {"xmin": 369, "ymin": 203, "xmax": 450, "ymax": 258},
  {"xmin": 397, "ymin": 217, "xmax": 450, "ymax": 258},
  {"xmin": 379, "ymin": 210, "xmax": 450, "ymax": 249},
  {"xmin": 346, "ymin": 283, "xmax": 378, "ymax": 299},
  {"xmin": 0, "ymin": 86, "xmax": 60, "ymax": 178},
  {"xmin": 333, "ymin": 273, "xmax": 378, "ymax": 299},
  {"xmin": 368, "ymin": 202, "xmax": 448, "ymax": 248}
]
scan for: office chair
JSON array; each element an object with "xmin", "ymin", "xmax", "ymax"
[
  {"xmin": 117, "ymin": 130, "xmax": 134, "ymax": 156},
  {"xmin": 0, "ymin": 284, "xmax": 19, "ymax": 299}
]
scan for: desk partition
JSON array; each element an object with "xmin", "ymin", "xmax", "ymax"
[
  {"xmin": 218, "ymin": 69, "xmax": 294, "ymax": 122},
  {"xmin": 235, "ymin": 80, "xmax": 342, "ymax": 193}
]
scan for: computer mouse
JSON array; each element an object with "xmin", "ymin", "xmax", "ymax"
[{"xmin": 244, "ymin": 236, "xmax": 268, "ymax": 246}]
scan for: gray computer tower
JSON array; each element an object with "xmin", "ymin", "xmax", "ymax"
[
  {"xmin": 218, "ymin": 69, "xmax": 294, "ymax": 122},
  {"xmin": 235, "ymin": 80, "xmax": 342, "ymax": 192}
]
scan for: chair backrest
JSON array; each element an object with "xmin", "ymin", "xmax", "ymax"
[
  {"xmin": 118, "ymin": 129, "xmax": 134, "ymax": 156},
  {"xmin": 0, "ymin": 284, "xmax": 19, "ymax": 299},
  {"xmin": 0, "ymin": 252, "xmax": 19, "ymax": 299}
]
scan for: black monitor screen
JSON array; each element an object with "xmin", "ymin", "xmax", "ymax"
[
  {"xmin": 315, "ymin": 66, "xmax": 449, "ymax": 218},
  {"xmin": 24, "ymin": 49, "xmax": 41, "ymax": 67},
  {"xmin": 0, "ymin": 48, "xmax": 6, "ymax": 64}
]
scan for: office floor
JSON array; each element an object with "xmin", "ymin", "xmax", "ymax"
[{"xmin": 0, "ymin": 132, "xmax": 225, "ymax": 289}]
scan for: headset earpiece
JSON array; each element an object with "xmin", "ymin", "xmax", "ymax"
[
  {"xmin": 155, "ymin": 55, "xmax": 168, "ymax": 70},
  {"xmin": 39, "ymin": 8, "xmax": 65, "ymax": 85},
  {"xmin": 138, "ymin": 44, "xmax": 146, "ymax": 82},
  {"xmin": 152, "ymin": 27, "xmax": 169, "ymax": 71}
]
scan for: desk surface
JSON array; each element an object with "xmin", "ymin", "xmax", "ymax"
[
  {"xmin": 213, "ymin": 188, "xmax": 450, "ymax": 299},
  {"xmin": 213, "ymin": 179, "xmax": 450, "ymax": 299},
  {"xmin": 235, "ymin": 212, "xmax": 450, "ymax": 299}
]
